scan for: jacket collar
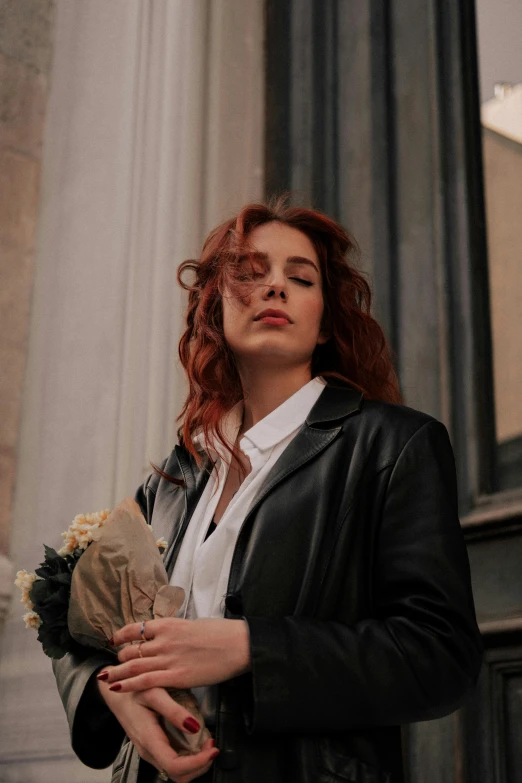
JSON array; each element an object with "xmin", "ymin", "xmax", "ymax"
[
  {"xmin": 305, "ymin": 380, "xmax": 363, "ymax": 426},
  {"xmin": 176, "ymin": 381, "xmax": 363, "ymax": 499},
  {"xmin": 242, "ymin": 382, "xmax": 363, "ymax": 516},
  {"xmin": 193, "ymin": 376, "xmax": 327, "ymax": 457}
]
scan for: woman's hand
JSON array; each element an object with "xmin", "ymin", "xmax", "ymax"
[
  {"xmin": 99, "ymin": 617, "xmax": 251, "ymax": 693},
  {"xmin": 97, "ymin": 666, "xmax": 219, "ymax": 783}
]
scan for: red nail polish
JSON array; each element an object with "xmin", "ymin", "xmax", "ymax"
[
  {"xmin": 108, "ymin": 637, "xmax": 115, "ymax": 646},
  {"xmin": 210, "ymin": 749, "xmax": 220, "ymax": 759},
  {"xmin": 183, "ymin": 717, "xmax": 201, "ymax": 733},
  {"xmin": 109, "ymin": 683, "xmax": 121, "ymax": 692},
  {"xmin": 96, "ymin": 671, "xmax": 109, "ymax": 681}
]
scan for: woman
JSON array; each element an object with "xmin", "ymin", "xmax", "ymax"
[{"xmin": 53, "ymin": 197, "xmax": 483, "ymax": 783}]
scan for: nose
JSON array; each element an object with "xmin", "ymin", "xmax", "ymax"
[{"xmin": 262, "ymin": 269, "xmax": 287, "ymax": 301}]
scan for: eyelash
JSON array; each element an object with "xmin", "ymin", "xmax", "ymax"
[{"xmin": 239, "ymin": 273, "xmax": 313, "ymax": 287}]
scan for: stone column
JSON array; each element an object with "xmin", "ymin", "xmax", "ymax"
[
  {"xmin": 0, "ymin": 1, "xmax": 263, "ymax": 780},
  {"xmin": 0, "ymin": 0, "xmax": 55, "ymax": 634}
]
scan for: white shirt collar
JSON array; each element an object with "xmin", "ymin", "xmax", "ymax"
[{"xmin": 192, "ymin": 376, "xmax": 326, "ymax": 459}]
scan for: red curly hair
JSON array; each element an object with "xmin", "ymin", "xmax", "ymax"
[{"xmin": 153, "ymin": 194, "xmax": 401, "ymax": 487}]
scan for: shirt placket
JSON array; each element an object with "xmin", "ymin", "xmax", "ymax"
[{"xmin": 182, "ymin": 451, "xmax": 229, "ymax": 619}]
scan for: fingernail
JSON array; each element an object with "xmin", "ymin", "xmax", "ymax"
[
  {"xmin": 108, "ymin": 636, "xmax": 115, "ymax": 645},
  {"xmin": 109, "ymin": 683, "xmax": 121, "ymax": 692},
  {"xmin": 96, "ymin": 671, "xmax": 109, "ymax": 681},
  {"xmin": 182, "ymin": 717, "xmax": 200, "ymax": 733},
  {"xmin": 210, "ymin": 749, "xmax": 220, "ymax": 759}
]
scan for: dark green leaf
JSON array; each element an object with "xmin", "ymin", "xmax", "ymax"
[
  {"xmin": 43, "ymin": 545, "xmax": 61, "ymax": 562},
  {"xmin": 48, "ymin": 572, "xmax": 71, "ymax": 586},
  {"xmin": 35, "ymin": 566, "xmax": 53, "ymax": 579},
  {"xmin": 29, "ymin": 579, "xmax": 49, "ymax": 604}
]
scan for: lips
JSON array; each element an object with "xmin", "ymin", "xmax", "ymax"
[{"xmin": 254, "ymin": 309, "xmax": 292, "ymax": 323}]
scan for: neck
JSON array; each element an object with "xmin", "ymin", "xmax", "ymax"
[{"xmin": 236, "ymin": 363, "xmax": 314, "ymax": 432}]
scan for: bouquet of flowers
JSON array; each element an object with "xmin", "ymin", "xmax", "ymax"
[{"xmin": 14, "ymin": 497, "xmax": 211, "ymax": 756}]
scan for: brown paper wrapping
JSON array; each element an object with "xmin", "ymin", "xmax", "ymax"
[{"xmin": 68, "ymin": 497, "xmax": 211, "ymax": 755}]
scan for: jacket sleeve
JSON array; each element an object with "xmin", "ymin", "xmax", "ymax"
[
  {"xmin": 241, "ymin": 420, "xmax": 484, "ymax": 734},
  {"xmin": 51, "ymin": 470, "xmax": 160, "ymax": 767},
  {"xmin": 52, "ymin": 650, "xmax": 124, "ymax": 768}
]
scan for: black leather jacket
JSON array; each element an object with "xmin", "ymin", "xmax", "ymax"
[{"xmin": 52, "ymin": 382, "xmax": 483, "ymax": 783}]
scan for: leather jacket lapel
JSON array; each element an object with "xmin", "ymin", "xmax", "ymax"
[
  {"xmin": 164, "ymin": 383, "xmax": 363, "ymax": 578},
  {"xmin": 240, "ymin": 382, "xmax": 363, "ymax": 515},
  {"xmin": 225, "ymin": 384, "xmax": 363, "ymax": 589},
  {"xmin": 174, "ymin": 443, "xmax": 213, "ymax": 521},
  {"xmin": 246, "ymin": 425, "xmax": 342, "ymax": 516},
  {"xmin": 163, "ymin": 445, "xmax": 212, "ymax": 578}
]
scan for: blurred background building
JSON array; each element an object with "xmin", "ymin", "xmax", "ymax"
[{"xmin": 0, "ymin": 0, "xmax": 520, "ymax": 781}]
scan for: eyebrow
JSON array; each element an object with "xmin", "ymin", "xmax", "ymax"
[{"xmin": 240, "ymin": 251, "xmax": 319, "ymax": 275}]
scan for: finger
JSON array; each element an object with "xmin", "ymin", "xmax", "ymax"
[
  {"xmin": 137, "ymin": 700, "xmax": 219, "ymax": 781},
  {"xmin": 117, "ymin": 639, "xmax": 160, "ymax": 663},
  {"xmin": 111, "ymin": 619, "xmax": 161, "ymax": 647},
  {"xmin": 178, "ymin": 756, "xmax": 215, "ymax": 783},
  {"xmin": 100, "ymin": 655, "xmax": 167, "ymax": 684},
  {"xmin": 139, "ymin": 688, "xmax": 204, "ymax": 736},
  {"xmin": 130, "ymin": 696, "xmax": 218, "ymax": 780},
  {"xmin": 169, "ymin": 738, "xmax": 217, "ymax": 783},
  {"xmin": 109, "ymin": 668, "xmax": 182, "ymax": 693},
  {"xmin": 161, "ymin": 738, "xmax": 219, "ymax": 782},
  {"xmin": 133, "ymin": 711, "xmax": 182, "ymax": 771}
]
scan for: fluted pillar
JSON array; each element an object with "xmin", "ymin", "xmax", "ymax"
[{"xmin": 0, "ymin": 1, "xmax": 263, "ymax": 780}]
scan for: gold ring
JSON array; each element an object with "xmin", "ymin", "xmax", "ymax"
[
  {"xmin": 137, "ymin": 641, "xmax": 144, "ymax": 658},
  {"xmin": 158, "ymin": 771, "xmax": 169, "ymax": 781}
]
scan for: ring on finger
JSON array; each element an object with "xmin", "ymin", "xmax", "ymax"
[
  {"xmin": 137, "ymin": 641, "xmax": 145, "ymax": 659},
  {"xmin": 140, "ymin": 620, "xmax": 149, "ymax": 641},
  {"xmin": 158, "ymin": 770, "xmax": 169, "ymax": 781}
]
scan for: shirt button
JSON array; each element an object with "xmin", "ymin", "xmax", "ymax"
[{"xmin": 216, "ymin": 748, "xmax": 240, "ymax": 769}]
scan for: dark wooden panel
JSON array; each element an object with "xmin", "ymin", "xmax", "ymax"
[
  {"xmin": 265, "ymin": 0, "xmax": 340, "ymax": 215},
  {"xmin": 264, "ymin": 0, "xmax": 496, "ymax": 513},
  {"xmin": 337, "ymin": 0, "xmax": 398, "ymax": 346},
  {"xmin": 264, "ymin": 0, "xmax": 292, "ymax": 196},
  {"xmin": 464, "ymin": 643, "xmax": 522, "ymax": 783},
  {"xmin": 505, "ymin": 668, "xmax": 522, "ymax": 783},
  {"xmin": 388, "ymin": 0, "xmax": 444, "ymax": 419},
  {"xmin": 263, "ymin": 1, "xmax": 516, "ymax": 779},
  {"xmin": 467, "ymin": 533, "xmax": 522, "ymax": 623}
]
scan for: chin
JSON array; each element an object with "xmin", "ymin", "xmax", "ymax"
[{"xmin": 237, "ymin": 344, "xmax": 314, "ymax": 366}]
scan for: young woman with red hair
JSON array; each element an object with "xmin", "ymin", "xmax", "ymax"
[{"xmin": 53, "ymin": 197, "xmax": 483, "ymax": 783}]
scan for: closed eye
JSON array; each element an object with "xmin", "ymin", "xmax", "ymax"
[{"xmin": 290, "ymin": 277, "xmax": 313, "ymax": 286}]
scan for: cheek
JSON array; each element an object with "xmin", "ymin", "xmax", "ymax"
[
  {"xmin": 305, "ymin": 293, "xmax": 325, "ymax": 329},
  {"xmin": 221, "ymin": 295, "xmax": 246, "ymax": 344}
]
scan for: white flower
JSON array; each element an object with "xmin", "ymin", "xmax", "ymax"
[
  {"xmin": 14, "ymin": 569, "xmax": 37, "ymax": 592},
  {"xmin": 57, "ymin": 509, "xmax": 111, "ymax": 556},
  {"xmin": 23, "ymin": 610, "xmax": 42, "ymax": 630},
  {"xmin": 14, "ymin": 570, "xmax": 39, "ymax": 609}
]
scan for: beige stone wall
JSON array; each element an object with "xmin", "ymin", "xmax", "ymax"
[
  {"xmin": 0, "ymin": 3, "xmax": 263, "ymax": 777},
  {"xmin": 0, "ymin": 0, "xmax": 55, "ymax": 559},
  {"xmin": 482, "ymin": 127, "xmax": 522, "ymax": 444},
  {"xmin": 0, "ymin": 0, "xmax": 55, "ymax": 629}
]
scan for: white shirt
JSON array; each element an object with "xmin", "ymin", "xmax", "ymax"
[{"xmin": 168, "ymin": 375, "xmax": 327, "ymax": 722}]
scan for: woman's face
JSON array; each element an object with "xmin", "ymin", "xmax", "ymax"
[{"xmin": 221, "ymin": 221, "xmax": 329, "ymax": 370}]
